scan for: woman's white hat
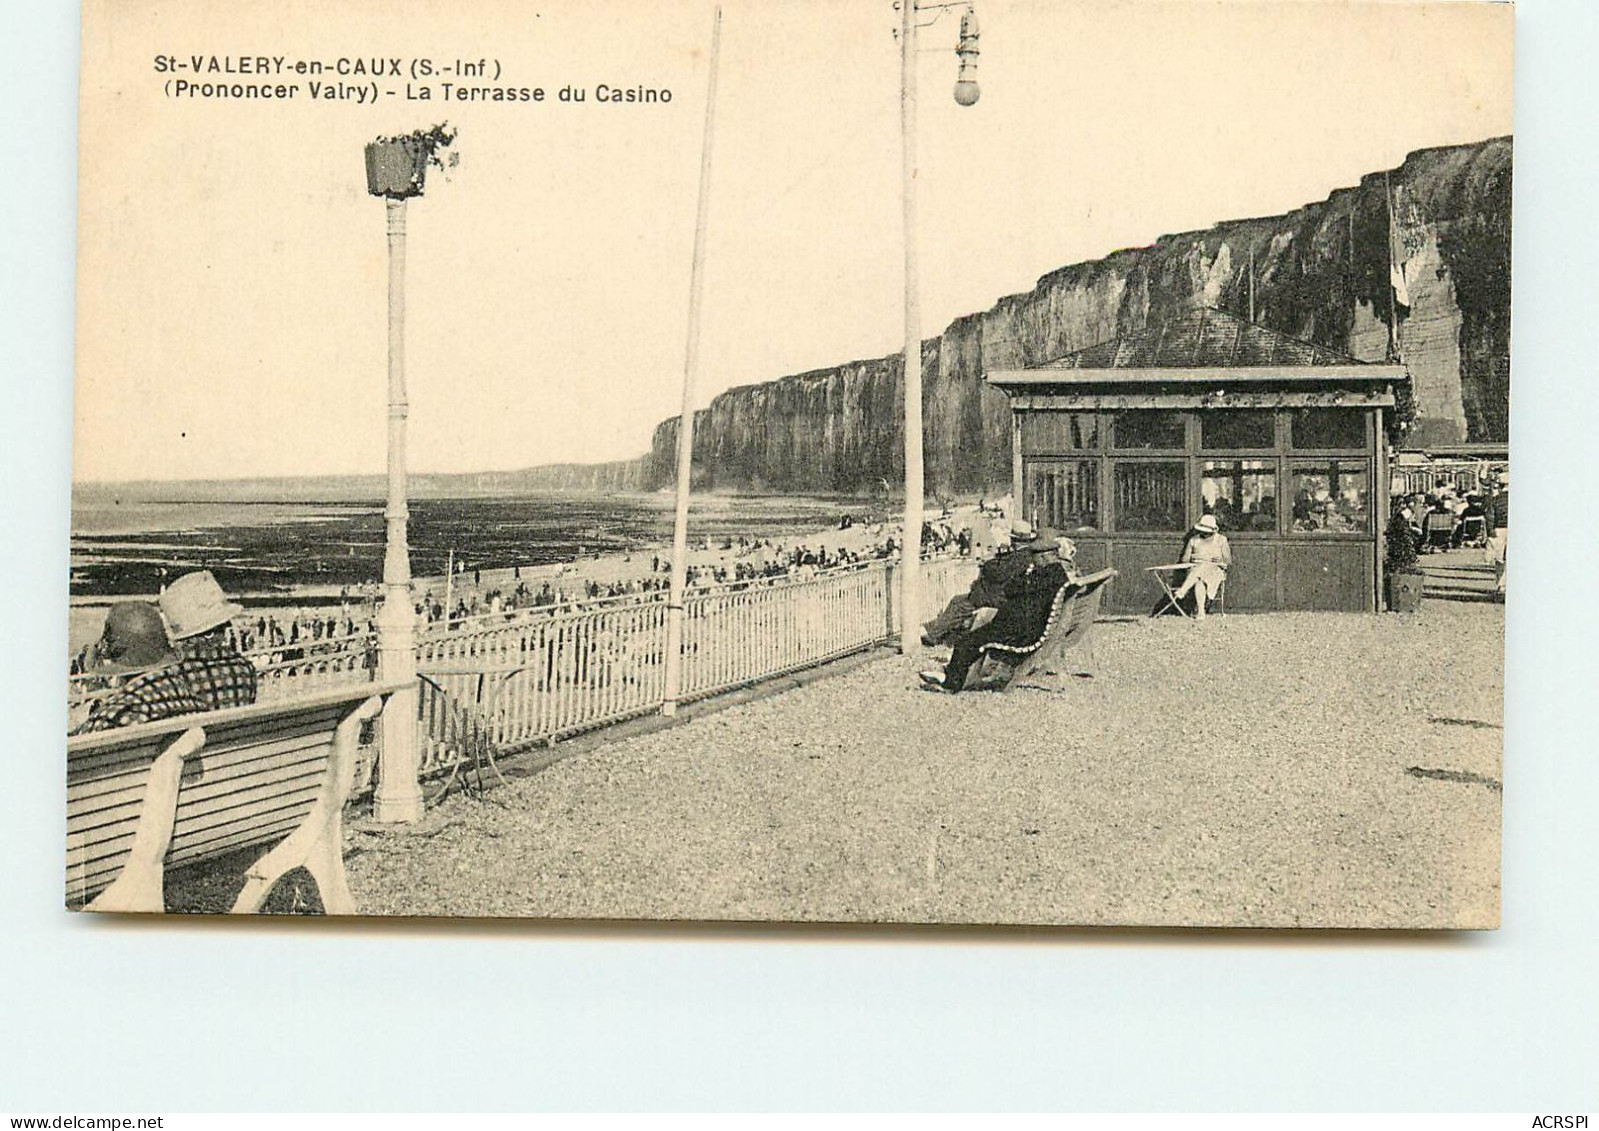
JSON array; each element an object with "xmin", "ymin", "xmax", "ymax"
[{"xmin": 1193, "ymin": 514, "xmax": 1220, "ymax": 534}]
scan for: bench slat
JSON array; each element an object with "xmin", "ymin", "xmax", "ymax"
[
  {"xmin": 167, "ymin": 797, "xmax": 320, "ymax": 865},
  {"xmin": 70, "ymin": 750, "xmax": 330, "ymax": 836},
  {"xmin": 69, "ymin": 784, "xmax": 323, "ymax": 870},
  {"xmin": 68, "ymin": 793, "xmax": 322, "ymax": 901},
  {"xmin": 68, "ymin": 811, "xmax": 308, "ymax": 905},
  {"xmin": 67, "ymin": 681, "xmax": 407, "ymax": 753},
  {"xmin": 68, "ymin": 727, "xmax": 337, "ymax": 811},
  {"xmin": 68, "ymin": 707, "xmax": 347, "ymax": 780}
]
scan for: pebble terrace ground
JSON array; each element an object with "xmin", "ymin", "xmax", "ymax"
[{"xmin": 322, "ymin": 585, "xmax": 1503, "ymax": 930}]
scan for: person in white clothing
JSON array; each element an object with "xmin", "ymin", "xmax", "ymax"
[{"xmin": 1172, "ymin": 514, "xmax": 1231, "ymax": 621}]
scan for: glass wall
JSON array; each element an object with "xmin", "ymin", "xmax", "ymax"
[
  {"xmin": 1025, "ymin": 460, "xmax": 1100, "ymax": 531},
  {"xmin": 1290, "ymin": 408, "xmax": 1366, "ymax": 450},
  {"xmin": 1201, "ymin": 460, "xmax": 1278, "ymax": 532},
  {"xmin": 1201, "ymin": 410, "xmax": 1275, "ymax": 450},
  {"xmin": 1018, "ymin": 404, "xmax": 1375, "ymax": 538},
  {"xmin": 1111, "ymin": 411, "xmax": 1185, "ymax": 450},
  {"xmin": 1112, "ymin": 461, "xmax": 1186, "ymax": 531},
  {"xmin": 1288, "ymin": 462, "xmax": 1369, "ymax": 534},
  {"xmin": 1020, "ymin": 412, "xmax": 1099, "ymax": 452}
]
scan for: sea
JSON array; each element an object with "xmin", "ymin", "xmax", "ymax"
[
  {"xmin": 70, "ymin": 490, "xmax": 877, "ymax": 601},
  {"xmin": 67, "ymin": 489, "xmax": 889, "ymax": 656}
]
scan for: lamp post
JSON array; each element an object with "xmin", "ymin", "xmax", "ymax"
[
  {"xmin": 898, "ymin": 2, "xmax": 980, "ymax": 653},
  {"xmin": 363, "ymin": 127, "xmax": 452, "ymax": 823}
]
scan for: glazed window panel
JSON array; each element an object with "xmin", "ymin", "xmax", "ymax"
[
  {"xmin": 1019, "ymin": 412, "xmax": 1100, "ymax": 452},
  {"xmin": 1200, "ymin": 410, "xmax": 1276, "ymax": 450},
  {"xmin": 1201, "ymin": 460, "xmax": 1279, "ymax": 532},
  {"xmin": 1290, "ymin": 407, "xmax": 1366, "ymax": 450},
  {"xmin": 1111, "ymin": 410, "xmax": 1186, "ymax": 450},
  {"xmin": 1025, "ymin": 460, "xmax": 1100, "ymax": 532},
  {"xmin": 1289, "ymin": 462, "xmax": 1370, "ymax": 534},
  {"xmin": 1112, "ymin": 461, "xmax": 1187, "ymax": 532}
]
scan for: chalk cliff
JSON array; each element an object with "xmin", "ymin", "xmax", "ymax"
[{"xmin": 594, "ymin": 136, "xmax": 1510, "ymax": 497}]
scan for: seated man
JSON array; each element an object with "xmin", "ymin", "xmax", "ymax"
[
  {"xmin": 920, "ymin": 519, "xmax": 1038, "ymax": 646},
  {"xmin": 920, "ymin": 531, "xmax": 1072, "ymax": 694},
  {"xmin": 1171, "ymin": 513, "xmax": 1230, "ymax": 621},
  {"xmin": 73, "ymin": 571, "xmax": 257, "ymax": 734}
]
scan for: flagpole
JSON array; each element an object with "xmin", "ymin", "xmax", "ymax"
[
  {"xmin": 1384, "ymin": 169, "xmax": 1402, "ymax": 363},
  {"xmin": 444, "ymin": 547, "xmax": 454, "ymax": 621},
  {"xmin": 899, "ymin": 0, "xmax": 924, "ymax": 655},
  {"xmin": 663, "ymin": 5, "xmax": 723, "ymax": 718},
  {"xmin": 1247, "ymin": 243, "xmax": 1256, "ymax": 324}
]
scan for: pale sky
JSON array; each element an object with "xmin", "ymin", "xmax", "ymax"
[{"xmin": 73, "ymin": 0, "xmax": 1513, "ymax": 483}]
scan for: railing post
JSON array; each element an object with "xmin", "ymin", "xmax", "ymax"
[{"xmin": 883, "ymin": 559, "xmax": 899, "ymax": 643}]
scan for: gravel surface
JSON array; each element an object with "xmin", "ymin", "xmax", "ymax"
[{"xmin": 333, "ymin": 598, "xmax": 1503, "ymax": 928}]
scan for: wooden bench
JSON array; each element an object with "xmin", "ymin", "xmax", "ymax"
[
  {"xmin": 67, "ymin": 680, "xmax": 409, "ymax": 914},
  {"xmin": 971, "ymin": 568, "xmax": 1117, "ymax": 691}
]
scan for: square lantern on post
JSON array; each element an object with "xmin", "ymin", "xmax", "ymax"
[
  {"xmin": 364, "ymin": 124, "xmax": 456, "ymax": 199},
  {"xmin": 364, "ymin": 139, "xmax": 427, "ymax": 199}
]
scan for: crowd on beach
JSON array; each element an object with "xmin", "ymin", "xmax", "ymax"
[
  {"xmin": 70, "ymin": 509, "xmax": 985, "ymax": 693},
  {"xmin": 71, "ymin": 601, "xmax": 375, "ymax": 675},
  {"xmin": 410, "ymin": 516, "xmax": 973, "ymax": 629}
]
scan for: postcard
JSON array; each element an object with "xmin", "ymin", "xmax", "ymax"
[{"xmin": 68, "ymin": 0, "xmax": 1512, "ymax": 926}]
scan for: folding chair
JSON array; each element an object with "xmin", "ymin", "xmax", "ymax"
[{"xmin": 1421, "ymin": 511, "xmax": 1456, "ymax": 553}]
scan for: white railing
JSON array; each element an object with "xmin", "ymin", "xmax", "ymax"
[
  {"xmin": 678, "ymin": 563, "xmax": 889, "ymax": 700},
  {"xmin": 908, "ymin": 555, "xmax": 979, "ymax": 638},
  {"xmin": 68, "ymin": 554, "xmax": 980, "ymax": 785},
  {"xmin": 415, "ymin": 596, "xmax": 669, "ymax": 774},
  {"xmin": 423, "ymin": 587, "xmax": 666, "ymax": 638},
  {"xmin": 252, "ymin": 635, "xmax": 379, "ymax": 701},
  {"xmin": 411, "ymin": 555, "xmax": 978, "ymax": 768}
]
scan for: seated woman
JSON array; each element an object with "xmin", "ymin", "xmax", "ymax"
[{"xmin": 1171, "ymin": 513, "xmax": 1231, "ymax": 621}]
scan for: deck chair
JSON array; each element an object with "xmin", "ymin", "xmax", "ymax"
[
  {"xmin": 1421, "ymin": 511, "xmax": 1457, "ymax": 552},
  {"xmin": 970, "ymin": 568, "xmax": 1117, "ymax": 692},
  {"xmin": 1458, "ymin": 515, "xmax": 1488, "ymax": 548}
]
